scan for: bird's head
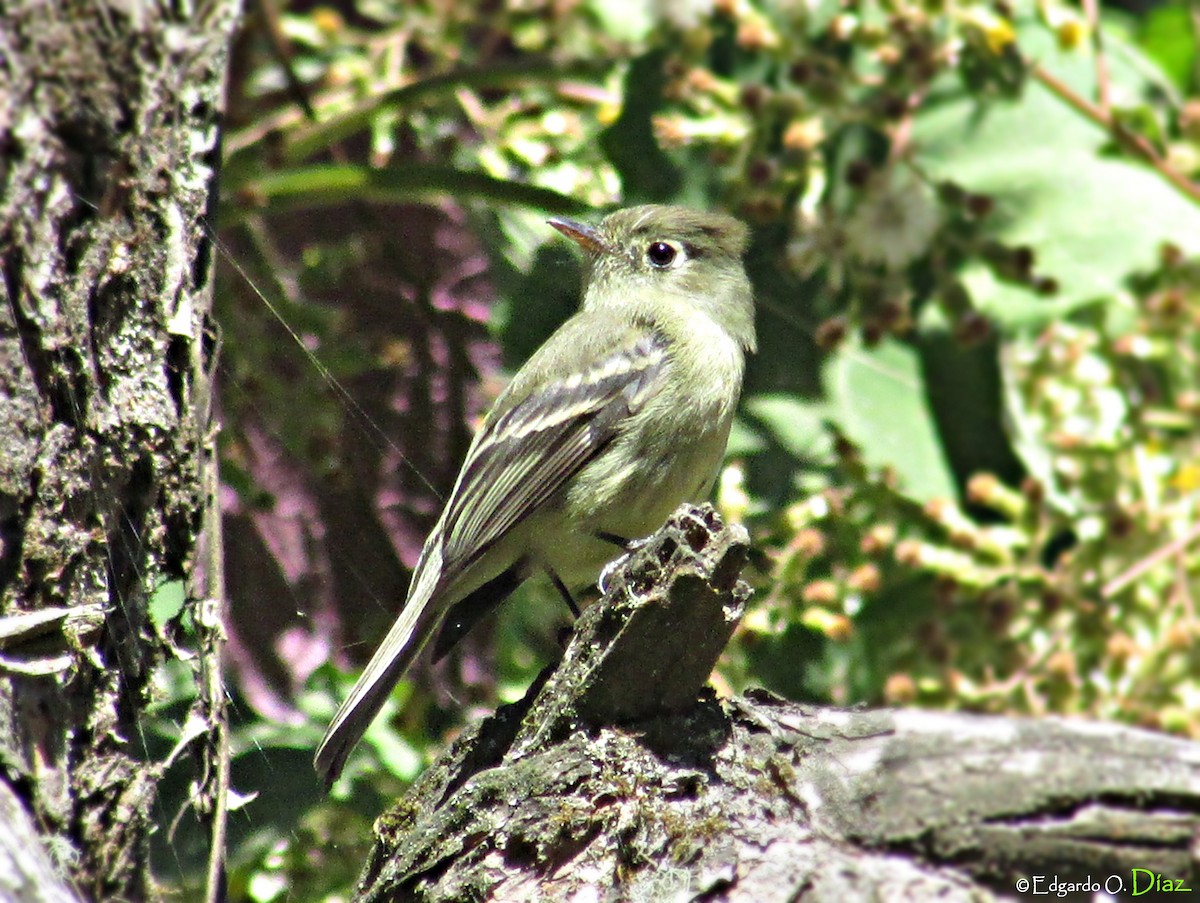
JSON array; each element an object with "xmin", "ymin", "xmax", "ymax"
[{"xmin": 549, "ymin": 205, "xmax": 756, "ymax": 352}]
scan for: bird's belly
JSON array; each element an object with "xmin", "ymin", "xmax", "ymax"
[
  {"xmin": 601, "ymin": 431, "xmax": 726, "ymax": 531},
  {"xmin": 534, "ymin": 415, "xmax": 732, "ymax": 586}
]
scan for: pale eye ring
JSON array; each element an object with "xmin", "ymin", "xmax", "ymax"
[{"xmin": 646, "ymin": 241, "xmax": 678, "ymax": 268}]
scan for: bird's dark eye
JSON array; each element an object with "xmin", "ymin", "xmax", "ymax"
[{"xmin": 646, "ymin": 241, "xmax": 678, "ymax": 268}]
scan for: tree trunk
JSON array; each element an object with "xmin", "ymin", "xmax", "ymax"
[
  {"xmin": 0, "ymin": 1, "xmax": 238, "ymax": 898},
  {"xmin": 359, "ymin": 505, "xmax": 1200, "ymax": 903}
]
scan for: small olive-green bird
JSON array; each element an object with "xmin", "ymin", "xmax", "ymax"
[{"xmin": 315, "ymin": 205, "xmax": 756, "ymax": 785}]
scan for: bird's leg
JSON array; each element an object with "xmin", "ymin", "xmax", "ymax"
[
  {"xmin": 595, "ymin": 531, "xmax": 630, "ymax": 549},
  {"xmin": 596, "ymin": 531, "xmax": 653, "ymax": 593},
  {"xmin": 545, "ymin": 565, "xmax": 581, "ymax": 618}
]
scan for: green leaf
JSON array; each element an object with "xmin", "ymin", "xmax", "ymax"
[
  {"xmin": 744, "ymin": 394, "xmax": 833, "ymax": 463},
  {"xmin": 726, "ymin": 416, "xmax": 768, "ymax": 459},
  {"xmin": 914, "ymin": 22, "xmax": 1200, "ymax": 331},
  {"xmin": 227, "ymin": 60, "xmax": 608, "ymax": 167},
  {"xmin": 495, "ymin": 243, "xmax": 583, "ymax": 368},
  {"xmin": 585, "ymin": 0, "xmax": 653, "ymax": 43},
  {"xmin": 1136, "ymin": 1, "xmax": 1196, "ymax": 92},
  {"xmin": 600, "ymin": 51, "xmax": 683, "ymax": 203},
  {"xmin": 149, "ymin": 580, "xmax": 186, "ymax": 631},
  {"xmin": 227, "ymin": 164, "xmax": 589, "ymax": 223},
  {"xmin": 916, "ymin": 329, "xmax": 1025, "ymax": 491},
  {"xmin": 823, "ymin": 339, "xmax": 957, "ymax": 503},
  {"xmin": 362, "ymin": 695, "xmax": 424, "ymax": 782}
]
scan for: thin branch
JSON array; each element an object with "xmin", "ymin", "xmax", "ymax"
[
  {"xmin": 1102, "ymin": 520, "xmax": 1200, "ymax": 598},
  {"xmin": 200, "ymin": 429, "xmax": 231, "ymax": 903},
  {"xmin": 226, "ymin": 162, "xmax": 590, "ymax": 221},
  {"xmin": 282, "ymin": 60, "xmax": 605, "ymax": 166},
  {"xmin": 1031, "ymin": 63, "xmax": 1200, "ymax": 206},
  {"xmin": 255, "ymin": 0, "xmax": 316, "ymax": 120}
]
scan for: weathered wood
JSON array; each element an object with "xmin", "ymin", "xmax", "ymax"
[
  {"xmin": 356, "ymin": 504, "xmax": 1200, "ymax": 902},
  {"xmin": 0, "ymin": 1, "xmax": 238, "ymax": 897}
]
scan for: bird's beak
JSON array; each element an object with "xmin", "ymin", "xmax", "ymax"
[{"xmin": 548, "ymin": 217, "xmax": 609, "ymax": 255}]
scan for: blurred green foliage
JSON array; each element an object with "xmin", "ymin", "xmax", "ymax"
[{"xmin": 176, "ymin": 0, "xmax": 1200, "ymax": 897}]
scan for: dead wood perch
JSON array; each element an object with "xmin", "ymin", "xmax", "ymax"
[{"xmin": 352, "ymin": 504, "xmax": 1200, "ymax": 902}]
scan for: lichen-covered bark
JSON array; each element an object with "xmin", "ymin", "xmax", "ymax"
[
  {"xmin": 359, "ymin": 505, "xmax": 1200, "ymax": 902},
  {"xmin": 0, "ymin": 1, "xmax": 238, "ymax": 897}
]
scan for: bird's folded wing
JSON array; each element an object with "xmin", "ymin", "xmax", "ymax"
[{"xmin": 439, "ymin": 329, "xmax": 667, "ymax": 577}]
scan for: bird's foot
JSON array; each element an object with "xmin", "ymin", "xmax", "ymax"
[{"xmin": 597, "ymin": 534, "xmax": 652, "ymax": 594}]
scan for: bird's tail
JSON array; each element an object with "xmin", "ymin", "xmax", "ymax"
[{"xmin": 314, "ymin": 547, "xmax": 445, "ymax": 787}]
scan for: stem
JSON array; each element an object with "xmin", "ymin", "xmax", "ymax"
[
  {"xmin": 199, "ymin": 429, "xmax": 231, "ymax": 903},
  {"xmin": 225, "ymin": 162, "xmax": 591, "ymax": 221},
  {"xmin": 1101, "ymin": 521, "xmax": 1200, "ymax": 599},
  {"xmin": 1031, "ymin": 63, "xmax": 1200, "ymax": 206}
]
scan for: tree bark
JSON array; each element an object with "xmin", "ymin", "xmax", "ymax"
[
  {"xmin": 358, "ymin": 505, "xmax": 1200, "ymax": 903},
  {"xmin": 0, "ymin": 1, "xmax": 238, "ymax": 898}
]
